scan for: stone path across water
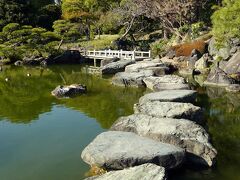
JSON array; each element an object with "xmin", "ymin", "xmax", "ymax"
[
  {"xmin": 81, "ymin": 131, "xmax": 185, "ymax": 170},
  {"xmin": 139, "ymin": 90, "xmax": 197, "ymax": 104},
  {"xmin": 82, "ymin": 60, "xmax": 217, "ymax": 179},
  {"xmin": 134, "ymin": 101, "xmax": 203, "ymax": 124},
  {"xmin": 111, "ymin": 114, "xmax": 217, "ymax": 167}
]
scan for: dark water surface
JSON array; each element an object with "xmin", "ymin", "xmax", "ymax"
[{"xmin": 0, "ymin": 66, "xmax": 239, "ymax": 180}]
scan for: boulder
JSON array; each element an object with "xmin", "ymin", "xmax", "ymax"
[
  {"xmin": 146, "ymin": 66, "xmax": 171, "ymax": 76},
  {"xmin": 166, "ymin": 49, "xmax": 176, "ymax": 59},
  {"xmin": 112, "ymin": 70, "xmax": 154, "ymax": 87},
  {"xmin": 45, "ymin": 50, "xmax": 83, "ymax": 65},
  {"xmin": 81, "ymin": 131, "xmax": 185, "ymax": 170},
  {"xmin": 225, "ymin": 84, "xmax": 240, "ymax": 93},
  {"xmin": 100, "ymin": 57, "xmax": 120, "ymax": 67},
  {"xmin": 139, "ymin": 90, "xmax": 197, "ymax": 104},
  {"xmin": 134, "ymin": 101, "xmax": 203, "ymax": 123},
  {"xmin": 22, "ymin": 56, "xmax": 45, "ymax": 65},
  {"xmin": 14, "ymin": 60, "xmax": 23, "ymax": 66},
  {"xmin": 125, "ymin": 62, "xmax": 164, "ymax": 73},
  {"xmin": 208, "ymin": 38, "xmax": 231, "ymax": 60},
  {"xmin": 101, "ymin": 59, "xmax": 135, "ymax": 75},
  {"xmin": 85, "ymin": 164, "xmax": 166, "ymax": 180},
  {"xmin": 204, "ymin": 65, "xmax": 236, "ymax": 87},
  {"xmin": 111, "ymin": 114, "xmax": 217, "ymax": 167},
  {"xmin": 143, "ymin": 76, "xmax": 189, "ymax": 91},
  {"xmin": 223, "ymin": 51, "xmax": 240, "ymax": 74},
  {"xmin": 194, "ymin": 53, "xmax": 209, "ymax": 73},
  {"xmin": 51, "ymin": 84, "xmax": 87, "ymax": 98}
]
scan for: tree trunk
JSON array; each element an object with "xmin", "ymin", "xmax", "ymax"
[
  {"xmin": 163, "ymin": 28, "xmax": 168, "ymax": 39},
  {"xmin": 86, "ymin": 18, "xmax": 91, "ymax": 41}
]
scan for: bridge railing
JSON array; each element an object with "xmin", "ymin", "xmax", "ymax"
[{"xmin": 85, "ymin": 49, "xmax": 151, "ymax": 60}]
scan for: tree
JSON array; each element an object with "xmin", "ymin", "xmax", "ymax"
[
  {"xmin": 61, "ymin": 0, "xmax": 94, "ymax": 40},
  {"xmin": 37, "ymin": 4, "xmax": 62, "ymax": 30},
  {"xmin": 0, "ymin": 0, "xmax": 32, "ymax": 27},
  {"xmin": 61, "ymin": 0, "xmax": 119, "ymax": 40},
  {"xmin": 133, "ymin": 0, "xmax": 214, "ymax": 38},
  {"xmin": 211, "ymin": 0, "xmax": 240, "ymax": 44}
]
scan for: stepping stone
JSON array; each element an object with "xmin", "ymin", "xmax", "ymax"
[
  {"xmin": 125, "ymin": 62, "xmax": 164, "ymax": 73},
  {"xmin": 101, "ymin": 60, "xmax": 135, "ymax": 74},
  {"xmin": 81, "ymin": 131, "xmax": 185, "ymax": 170},
  {"xmin": 111, "ymin": 114, "xmax": 217, "ymax": 167},
  {"xmin": 139, "ymin": 90, "xmax": 197, "ymax": 104},
  {"xmin": 134, "ymin": 101, "xmax": 203, "ymax": 124},
  {"xmin": 143, "ymin": 76, "xmax": 189, "ymax": 91},
  {"xmin": 85, "ymin": 164, "xmax": 166, "ymax": 180},
  {"xmin": 112, "ymin": 70, "xmax": 154, "ymax": 87}
]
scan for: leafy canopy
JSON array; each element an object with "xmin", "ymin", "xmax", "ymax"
[{"xmin": 212, "ymin": 0, "xmax": 240, "ymax": 43}]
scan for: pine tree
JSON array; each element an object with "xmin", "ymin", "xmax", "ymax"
[{"xmin": 212, "ymin": 0, "xmax": 240, "ymax": 43}]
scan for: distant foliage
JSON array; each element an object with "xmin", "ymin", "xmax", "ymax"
[
  {"xmin": 0, "ymin": 0, "xmax": 32, "ymax": 28},
  {"xmin": 212, "ymin": 0, "xmax": 240, "ymax": 44},
  {"xmin": 37, "ymin": 4, "xmax": 62, "ymax": 30},
  {"xmin": 53, "ymin": 20, "xmax": 83, "ymax": 41},
  {"xmin": 0, "ymin": 23, "xmax": 61, "ymax": 63}
]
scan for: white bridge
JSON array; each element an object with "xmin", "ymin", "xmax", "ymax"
[{"xmin": 82, "ymin": 49, "xmax": 151, "ymax": 60}]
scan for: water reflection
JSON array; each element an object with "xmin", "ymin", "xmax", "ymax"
[
  {"xmin": 0, "ymin": 65, "xmax": 144, "ymax": 128},
  {"xmin": 170, "ymin": 84, "xmax": 240, "ymax": 180}
]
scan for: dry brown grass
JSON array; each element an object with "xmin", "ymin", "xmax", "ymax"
[
  {"xmin": 171, "ymin": 40, "xmax": 206, "ymax": 57},
  {"xmin": 85, "ymin": 165, "xmax": 107, "ymax": 177}
]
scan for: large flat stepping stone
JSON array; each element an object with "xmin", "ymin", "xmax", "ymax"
[
  {"xmin": 85, "ymin": 164, "xmax": 166, "ymax": 180},
  {"xmin": 101, "ymin": 60, "xmax": 135, "ymax": 74},
  {"xmin": 125, "ymin": 62, "xmax": 164, "ymax": 73},
  {"xmin": 134, "ymin": 101, "xmax": 203, "ymax": 124},
  {"xmin": 139, "ymin": 90, "xmax": 197, "ymax": 104},
  {"xmin": 81, "ymin": 131, "xmax": 185, "ymax": 170},
  {"xmin": 112, "ymin": 70, "xmax": 154, "ymax": 87},
  {"xmin": 143, "ymin": 76, "xmax": 189, "ymax": 91},
  {"xmin": 111, "ymin": 114, "xmax": 217, "ymax": 167}
]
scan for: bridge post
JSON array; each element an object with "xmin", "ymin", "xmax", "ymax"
[
  {"xmin": 149, "ymin": 50, "xmax": 151, "ymax": 58},
  {"xmin": 94, "ymin": 58, "xmax": 97, "ymax": 67},
  {"xmin": 93, "ymin": 49, "xmax": 96, "ymax": 56},
  {"xmin": 132, "ymin": 50, "xmax": 136, "ymax": 60},
  {"xmin": 120, "ymin": 49, "xmax": 123, "ymax": 59},
  {"xmin": 105, "ymin": 50, "xmax": 107, "ymax": 57}
]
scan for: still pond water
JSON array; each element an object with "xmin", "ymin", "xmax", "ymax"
[{"xmin": 0, "ymin": 65, "xmax": 239, "ymax": 180}]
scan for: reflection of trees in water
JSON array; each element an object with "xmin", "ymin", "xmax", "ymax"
[
  {"xmin": 201, "ymin": 87, "xmax": 240, "ymax": 168},
  {"xmin": 0, "ymin": 66, "xmax": 59, "ymax": 122},
  {"xmin": 0, "ymin": 65, "xmax": 145, "ymax": 128}
]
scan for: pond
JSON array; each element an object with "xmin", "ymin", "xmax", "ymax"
[{"xmin": 0, "ymin": 65, "xmax": 239, "ymax": 180}]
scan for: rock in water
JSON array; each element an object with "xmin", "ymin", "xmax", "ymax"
[
  {"xmin": 143, "ymin": 75, "xmax": 189, "ymax": 91},
  {"xmin": 223, "ymin": 51, "xmax": 240, "ymax": 74},
  {"xmin": 139, "ymin": 90, "xmax": 197, "ymax": 104},
  {"xmin": 225, "ymin": 84, "xmax": 240, "ymax": 92},
  {"xmin": 81, "ymin": 131, "xmax": 185, "ymax": 170},
  {"xmin": 194, "ymin": 53, "xmax": 209, "ymax": 74},
  {"xmin": 85, "ymin": 164, "xmax": 166, "ymax": 180},
  {"xmin": 101, "ymin": 60, "xmax": 135, "ymax": 74},
  {"xmin": 134, "ymin": 101, "xmax": 203, "ymax": 124},
  {"xmin": 125, "ymin": 62, "xmax": 165, "ymax": 73},
  {"xmin": 204, "ymin": 66, "xmax": 236, "ymax": 87},
  {"xmin": 100, "ymin": 57, "xmax": 120, "ymax": 67},
  {"xmin": 111, "ymin": 114, "xmax": 217, "ymax": 167},
  {"xmin": 112, "ymin": 70, "xmax": 154, "ymax": 87},
  {"xmin": 51, "ymin": 84, "xmax": 87, "ymax": 98}
]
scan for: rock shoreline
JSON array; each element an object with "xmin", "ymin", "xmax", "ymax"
[{"xmin": 81, "ymin": 59, "xmax": 217, "ymax": 179}]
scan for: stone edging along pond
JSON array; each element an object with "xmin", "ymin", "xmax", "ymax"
[{"xmin": 77, "ymin": 59, "xmax": 218, "ymax": 180}]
